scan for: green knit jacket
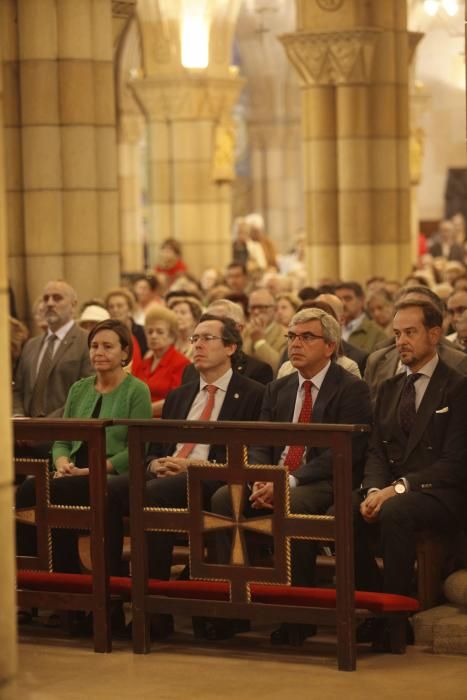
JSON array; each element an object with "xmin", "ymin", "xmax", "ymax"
[{"xmin": 52, "ymin": 374, "xmax": 152, "ymax": 474}]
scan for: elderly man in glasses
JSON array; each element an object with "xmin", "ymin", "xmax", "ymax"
[
  {"xmin": 211, "ymin": 307, "xmax": 372, "ymax": 645},
  {"xmin": 242, "ymin": 288, "xmax": 288, "ymax": 374}
]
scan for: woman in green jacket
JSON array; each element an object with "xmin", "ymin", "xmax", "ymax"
[{"xmin": 17, "ymin": 320, "xmax": 152, "ymax": 575}]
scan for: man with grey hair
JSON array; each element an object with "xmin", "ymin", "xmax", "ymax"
[
  {"xmin": 211, "ymin": 307, "xmax": 372, "ymax": 645},
  {"xmin": 182, "ymin": 299, "xmax": 273, "ymax": 385},
  {"xmin": 13, "ymin": 279, "xmax": 93, "ymax": 419}
]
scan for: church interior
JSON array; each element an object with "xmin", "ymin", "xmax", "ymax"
[{"xmin": 1, "ymin": 0, "xmax": 467, "ymax": 696}]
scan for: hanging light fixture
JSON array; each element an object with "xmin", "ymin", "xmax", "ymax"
[
  {"xmin": 180, "ymin": 0, "xmax": 209, "ymax": 68},
  {"xmin": 422, "ymin": 0, "xmax": 459, "ymax": 15}
]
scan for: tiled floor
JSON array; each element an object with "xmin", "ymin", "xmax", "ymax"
[{"xmin": 3, "ymin": 622, "xmax": 467, "ymax": 700}]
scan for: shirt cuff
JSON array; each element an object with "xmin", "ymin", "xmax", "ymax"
[{"xmin": 289, "ymin": 474, "xmax": 298, "ymax": 488}]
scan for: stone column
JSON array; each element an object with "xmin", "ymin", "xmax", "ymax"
[
  {"xmin": 408, "ymin": 31, "xmax": 425, "ymax": 263},
  {"xmin": 6, "ymin": 0, "xmax": 119, "ymax": 311},
  {"xmin": 280, "ymin": 0, "xmax": 411, "ymax": 284},
  {"xmin": 0, "ymin": 26, "xmax": 17, "ymax": 686},
  {"xmin": 2, "ymin": 0, "xmax": 26, "ymax": 316},
  {"xmin": 131, "ymin": 73, "xmax": 243, "ymax": 274},
  {"xmin": 249, "ymin": 114, "xmax": 303, "ymax": 255},
  {"xmin": 118, "ymin": 113, "xmax": 146, "ymax": 273}
]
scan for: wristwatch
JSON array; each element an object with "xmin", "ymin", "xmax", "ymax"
[{"xmin": 393, "ymin": 479, "xmax": 407, "ymax": 495}]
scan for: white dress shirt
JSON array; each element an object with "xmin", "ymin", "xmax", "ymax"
[
  {"xmin": 279, "ymin": 361, "xmax": 332, "ymax": 487},
  {"xmin": 173, "ymin": 368, "xmax": 233, "ymax": 461}
]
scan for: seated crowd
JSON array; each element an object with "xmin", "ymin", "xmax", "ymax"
[{"xmin": 12, "ymin": 212, "xmax": 467, "ymax": 649}]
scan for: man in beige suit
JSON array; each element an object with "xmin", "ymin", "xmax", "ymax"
[
  {"xmin": 13, "ymin": 280, "xmax": 93, "ymax": 419},
  {"xmin": 242, "ymin": 288, "xmax": 287, "ymax": 374}
]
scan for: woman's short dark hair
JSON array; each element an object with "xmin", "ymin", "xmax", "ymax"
[
  {"xmin": 168, "ymin": 296, "xmax": 203, "ymax": 323},
  {"xmin": 199, "ymin": 313, "xmax": 243, "ymax": 364},
  {"xmin": 133, "ymin": 274, "xmax": 159, "ymax": 292},
  {"xmin": 161, "ymin": 238, "xmax": 182, "ymax": 257},
  {"xmin": 88, "ymin": 319, "xmax": 133, "ymax": 365}
]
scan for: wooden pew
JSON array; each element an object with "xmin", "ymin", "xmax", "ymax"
[
  {"xmin": 14, "ymin": 418, "xmax": 114, "ymax": 653},
  {"xmin": 125, "ymin": 419, "xmax": 419, "ymax": 671}
]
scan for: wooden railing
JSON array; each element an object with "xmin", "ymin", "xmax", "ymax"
[
  {"xmin": 14, "ymin": 418, "xmax": 113, "ymax": 653},
  {"xmin": 125, "ymin": 418, "xmax": 370, "ymax": 671}
]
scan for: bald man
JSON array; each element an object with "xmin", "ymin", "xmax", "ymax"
[{"xmin": 13, "ymin": 279, "xmax": 93, "ymax": 418}]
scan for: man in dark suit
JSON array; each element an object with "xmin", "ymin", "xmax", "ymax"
[
  {"xmin": 13, "ymin": 279, "xmax": 93, "ymax": 418},
  {"xmin": 181, "ymin": 299, "xmax": 273, "ymax": 386},
  {"xmin": 144, "ymin": 315, "xmax": 264, "ymax": 581},
  {"xmin": 211, "ymin": 307, "xmax": 372, "ymax": 644},
  {"xmin": 364, "ymin": 286, "xmax": 467, "ymax": 401},
  {"xmin": 356, "ymin": 300, "xmax": 467, "ymax": 611}
]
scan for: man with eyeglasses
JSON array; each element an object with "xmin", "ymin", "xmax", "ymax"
[
  {"xmin": 446, "ymin": 289, "xmax": 467, "ymax": 350},
  {"xmin": 182, "ymin": 299, "xmax": 273, "ymax": 385},
  {"xmin": 106, "ymin": 314, "xmax": 264, "ymax": 638},
  {"xmin": 211, "ymin": 307, "xmax": 372, "ymax": 645},
  {"xmin": 242, "ymin": 288, "xmax": 287, "ymax": 374}
]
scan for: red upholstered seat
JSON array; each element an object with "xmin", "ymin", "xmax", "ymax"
[
  {"xmin": 147, "ymin": 579, "xmax": 419, "ymax": 613},
  {"xmin": 17, "ymin": 572, "xmax": 419, "ymax": 614},
  {"xmin": 17, "ymin": 571, "xmax": 132, "ymax": 597}
]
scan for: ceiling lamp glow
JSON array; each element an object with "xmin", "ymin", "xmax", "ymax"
[
  {"xmin": 181, "ymin": 3, "xmax": 209, "ymax": 69},
  {"xmin": 441, "ymin": 0, "xmax": 459, "ymax": 15},
  {"xmin": 423, "ymin": 0, "xmax": 439, "ymax": 15}
]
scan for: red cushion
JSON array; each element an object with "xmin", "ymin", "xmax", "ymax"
[
  {"xmin": 17, "ymin": 572, "xmax": 419, "ymax": 614},
  {"xmin": 145, "ymin": 579, "xmax": 419, "ymax": 613},
  {"xmin": 17, "ymin": 571, "xmax": 132, "ymax": 597},
  {"xmin": 250, "ymin": 584, "xmax": 420, "ymax": 613}
]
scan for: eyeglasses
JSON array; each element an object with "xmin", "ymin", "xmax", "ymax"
[
  {"xmin": 189, "ymin": 334, "xmax": 225, "ymax": 344},
  {"xmin": 285, "ymin": 332, "xmax": 325, "ymax": 343}
]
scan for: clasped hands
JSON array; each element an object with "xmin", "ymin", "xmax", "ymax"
[
  {"xmin": 149, "ymin": 456, "xmax": 201, "ymax": 477},
  {"xmin": 250, "ymin": 481, "xmax": 274, "ymax": 509},
  {"xmin": 54, "ymin": 460, "xmax": 88, "ymax": 478},
  {"xmin": 54, "ymin": 458, "xmax": 114, "ymax": 478},
  {"xmin": 360, "ymin": 485, "xmax": 396, "ymax": 522}
]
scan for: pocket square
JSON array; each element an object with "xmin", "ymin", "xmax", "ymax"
[{"xmin": 435, "ymin": 407, "xmax": 449, "ymax": 414}]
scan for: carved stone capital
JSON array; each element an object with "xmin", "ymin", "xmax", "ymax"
[
  {"xmin": 129, "ymin": 72, "xmax": 244, "ymax": 122},
  {"xmin": 279, "ymin": 28, "xmax": 382, "ymax": 87}
]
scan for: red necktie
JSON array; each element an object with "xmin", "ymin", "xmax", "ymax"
[
  {"xmin": 175, "ymin": 385, "xmax": 218, "ymax": 458},
  {"xmin": 284, "ymin": 380, "xmax": 313, "ymax": 472}
]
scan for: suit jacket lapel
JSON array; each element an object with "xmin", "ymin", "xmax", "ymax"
[
  {"xmin": 404, "ymin": 363, "xmax": 447, "ymax": 460},
  {"xmin": 48, "ymin": 325, "xmax": 77, "ymax": 372},
  {"xmin": 312, "ymin": 362, "xmax": 339, "ymax": 423},
  {"xmin": 387, "ymin": 373, "xmax": 407, "ymax": 443},
  {"xmin": 276, "ymin": 374, "xmax": 298, "ymax": 422},
  {"xmin": 30, "ymin": 335, "xmax": 46, "ymax": 386},
  {"xmin": 218, "ymin": 373, "xmax": 250, "ymax": 420}
]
